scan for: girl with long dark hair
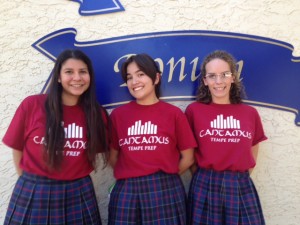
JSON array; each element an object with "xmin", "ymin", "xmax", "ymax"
[{"xmin": 3, "ymin": 49, "xmax": 108, "ymax": 225}]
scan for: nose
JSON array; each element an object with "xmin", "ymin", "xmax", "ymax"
[
  {"xmin": 132, "ymin": 75, "xmax": 139, "ymax": 84},
  {"xmin": 215, "ymin": 75, "xmax": 223, "ymax": 83},
  {"xmin": 73, "ymin": 72, "xmax": 82, "ymax": 80}
]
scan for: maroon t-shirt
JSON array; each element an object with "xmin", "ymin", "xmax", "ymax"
[
  {"xmin": 110, "ymin": 101, "xmax": 197, "ymax": 179},
  {"xmin": 3, "ymin": 94, "xmax": 105, "ymax": 180},
  {"xmin": 185, "ymin": 102, "xmax": 267, "ymax": 172}
]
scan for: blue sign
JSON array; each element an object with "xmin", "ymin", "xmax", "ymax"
[
  {"xmin": 71, "ymin": 0, "xmax": 124, "ymax": 16},
  {"xmin": 32, "ymin": 28, "xmax": 300, "ymax": 126}
]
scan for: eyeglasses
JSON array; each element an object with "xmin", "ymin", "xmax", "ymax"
[{"xmin": 205, "ymin": 72, "xmax": 232, "ymax": 81}]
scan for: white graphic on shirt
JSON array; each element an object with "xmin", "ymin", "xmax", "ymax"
[
  {"xmin": 128, "ymin": 120, "xmax": 157, "ymax": 135},
  {"xmin": 64, "ymin": 123, "xmax": 83, "ymax": 138},
  {"xmin": 210, "ymin": 114, "xmax": 240, "ymax": 129},
  {"xmin": 33, "ymin": 122, "xmax": 86, "ymax": 157},
  {"xmin": 119, "ymin": 120, "xmax": 169, "ymax": 151},
  {"xmin": 199, "ymin": 114, "xmax": 252, "ymax": 143}
]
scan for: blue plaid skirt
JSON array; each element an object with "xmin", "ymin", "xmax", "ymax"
[
  {"xmin": 4, "ymin": 171, "xmax": 102, "ymax": 225},
  {"xmin": 187, "ymin": 167, "xmax": 265, "ymax": 225},
  {"xmin": 108, "ymin": 171, "xmax": 187, "ymax": 225}
]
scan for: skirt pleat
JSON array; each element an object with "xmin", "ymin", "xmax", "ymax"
[
  {"xmin": 237, "ymin": 176, "xmax": 265, "ymax": 224},
  {"xmin": 187, "ymin": 167, "xmax": 265, "ymax": 225},
  {"xmin": 4, "ymin": 171, "xmax": 102, "ymax": 225},
  {"xmin": 108, "ymin": 171, "xmax": 186, "ymax": 225}
]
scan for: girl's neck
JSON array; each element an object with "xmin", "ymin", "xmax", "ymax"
[
  {"xmin": 62, "ymin": 95, "xmax": 79, "ymax": 106},
  {"xmin": 136, "ymin": 97, "xmax": 159, "ymax": 105}
]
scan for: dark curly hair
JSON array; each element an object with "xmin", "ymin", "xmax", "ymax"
[{"xmin": 196, "ymin": 50, "xmax": 246, "ymax": 104}]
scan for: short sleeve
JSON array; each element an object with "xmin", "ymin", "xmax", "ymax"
[
  {"xmin": 185, "ymin": 104, "xmax": 194, "ymax": 131},
  {"xmin": 252, "ymin": 108, "xmax": 267, "ymax": 146},
  {"xmin": 175, "ymin": 110, "xmax": 197, "ymax": 151},
  {"xmin": 109, "ymin": 110, "xmax": 120, "ymax": 151},
  {"xmin": 2, "ymin": 99, "xmax": 28, "ymax": 151}
]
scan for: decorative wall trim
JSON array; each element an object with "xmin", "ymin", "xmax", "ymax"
[{"xmin": 71, "ymin": 0, "xmax": 124, "ymax": 16}]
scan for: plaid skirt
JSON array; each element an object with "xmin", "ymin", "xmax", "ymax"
[
  {"xmin": 4, "ymin": 171, "xmax": 102, "ymax": 225},
  {"xmin": 108, "ymin": 171, "xmax": 187, "ymax": 225},
  {"xmin": 187, "ymin": 167, "xmax": 265, "ymax": 225}
]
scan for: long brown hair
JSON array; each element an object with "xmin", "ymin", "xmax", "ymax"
[{"xmin": 44, "ymin": 49, "xmax": 109, "ymax": 170}]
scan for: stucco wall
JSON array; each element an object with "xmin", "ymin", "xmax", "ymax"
[{"xmin": 1, "ymin": 1, "xmax": 300, "ymax": 224}]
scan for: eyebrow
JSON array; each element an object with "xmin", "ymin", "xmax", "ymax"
[
  {"xmin": 207, "ymin": 71, "xmax": 230, "ymax": 74},
  {"xmin": 126, "ymin": 69, "xmax": 143, "ymax": 75},
  {"xmin": 62, "ymin": 67, "xmax": 88, "ymax": 70}
]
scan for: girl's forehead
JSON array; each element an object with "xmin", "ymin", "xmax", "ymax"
[{"xmin": 206, "ymin": 59, "xmax": 230, "ymax": 70}]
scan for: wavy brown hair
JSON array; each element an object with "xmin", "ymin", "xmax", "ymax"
[
  {"xmin": 44, "ymin": 49, "xmax": 109, "ymax": 170},
  {"xmin": 196, "ymin": 50, "xmax": 246, "ymax": 104}
]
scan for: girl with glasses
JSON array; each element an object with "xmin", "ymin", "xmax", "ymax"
[{"xmin": 186, "ymin": 50, "xmax": 267, "ymax": 225}]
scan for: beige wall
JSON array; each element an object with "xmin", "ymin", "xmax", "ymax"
[{"xmin": 1, "ymin": 1, "xmax": 300, "ymax": 224}]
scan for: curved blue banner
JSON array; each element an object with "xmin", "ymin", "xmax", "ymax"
[
  {"xmin": 32, "ymin": 28, "xmax": 300, "ymax": 126},
  {"xmin": 71, "ymin": 0, "xmax": 124, "ymax": 16}
]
